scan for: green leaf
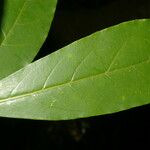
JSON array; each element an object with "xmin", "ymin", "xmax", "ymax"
[
  {"xmin": 0, "ymin": 19, "xmax": 149, "ymax": 120},
  {"xmin": 0, "ymin": 0, "xmax": 57, "ymax": 80}
]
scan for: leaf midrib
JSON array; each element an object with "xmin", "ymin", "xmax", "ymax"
[
  {"xmin": 0, "ymin": 58, "xmax": 149, "ymax": 104},
  {"xmin": 0, "ymin": 0, "xmax": 27, "ymax": 46}
]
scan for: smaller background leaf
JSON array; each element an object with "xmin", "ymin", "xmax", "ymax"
[{"xmin": 0, "ymin": 0, "xmax": 57, "ymax": 80}]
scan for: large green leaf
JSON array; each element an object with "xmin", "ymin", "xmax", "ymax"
[
  {"xmin": 0, "ymin": 0, "xmax": 57, "ymax": 80},
  {"xmin": 0, "ymin": 19, "xmax": 149, "ymax": 120}
]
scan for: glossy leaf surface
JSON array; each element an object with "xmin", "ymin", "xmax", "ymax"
[
  {"xmin": 0, "ymin": 0, "xmax": 57, "ymax": 79},
  {"xmin": 0, "ymin": 19, "xmax": 149, "ymax": 120}
]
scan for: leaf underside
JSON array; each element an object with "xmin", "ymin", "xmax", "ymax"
[
  {"xmin": 0, "ymin": 19, "xmax": 149, "ymax": 120},
  {"xmin": 0, "ymin": 0, "xmax": 57, "ymax": 80}
]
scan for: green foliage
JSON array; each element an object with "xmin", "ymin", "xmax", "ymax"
[
  {"xmin": 0, "ymin": 0, "xmax": 57, "ymax": 79},
  {"xmin": 0, "ymin": 0, "xmax": 149, "ymax": 120},
  {"xmin": 0, "ymin": 16, "xmax": 149, "ymax": 119}
]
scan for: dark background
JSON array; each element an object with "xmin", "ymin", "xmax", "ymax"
[{"xmin": 0, "ymin": 0, "xmax": 150, "ymax": 149}]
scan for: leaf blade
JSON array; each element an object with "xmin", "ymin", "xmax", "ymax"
[
  {"xmin": 0, "ymin": 0, "xmax": 57, "ymax": 80},
  {"xmin": 0, "ymin": 19, "xmax": 149, "ymax": 120}
]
